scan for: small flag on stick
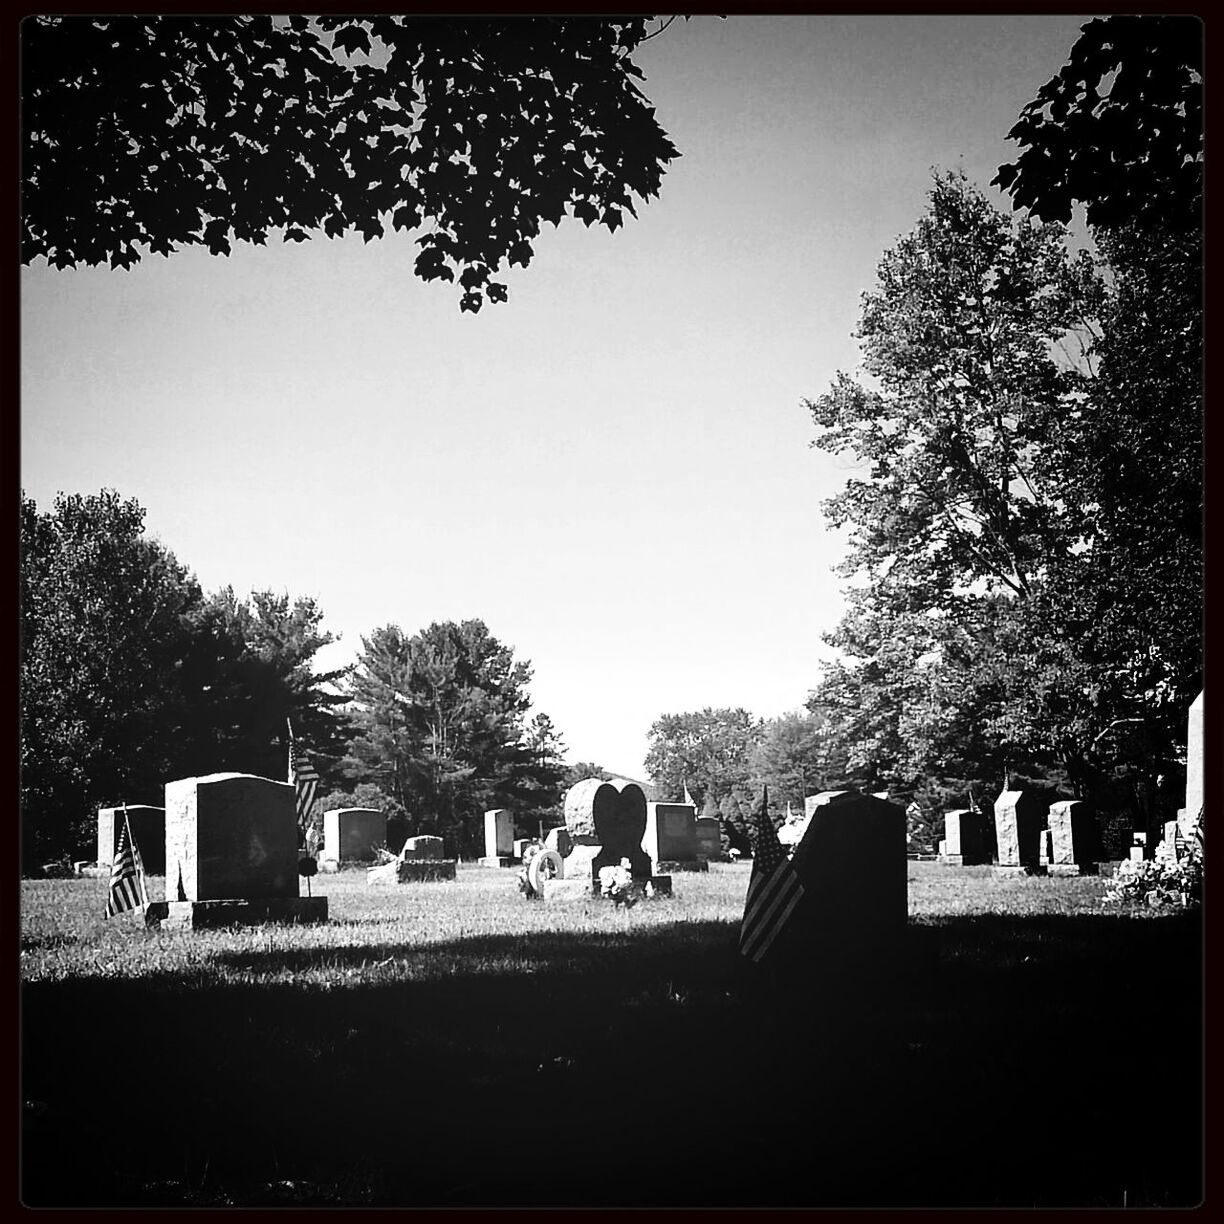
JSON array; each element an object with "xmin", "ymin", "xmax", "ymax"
[
  {"xmin": 287, "ymin": 721, "xmax": 320, "ymax": 838},
  {"xmin": 104, "ymin": 807, "xmax": 149, "ymax": 919},
  {"xmin": 739, "ymin": 785, "xmax": 805, "ymax": 964},
  {"xmin": 683, "ymin": 781, "xmax": 696, "ymax": 807}
]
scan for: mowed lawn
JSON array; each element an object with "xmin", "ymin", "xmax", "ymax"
[{"xmin": 21, "ymin": 862, "xmax": 1203, "ymax": 1208}]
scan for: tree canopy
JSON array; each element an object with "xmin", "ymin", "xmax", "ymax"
[
  {"xmin": 341, "ymin": 619, "xmax": 564, "ymax": 852},
  {"xmin": 19, "ymin": 490, "xmax": 348, "ymax": 867},
  {"xmin": 21, "ymin": 15, "xmax": 680, "ymax": 311},
  {"xmin": 992, "ymin": 15, "xmax": 1203, "ymax": 231}
]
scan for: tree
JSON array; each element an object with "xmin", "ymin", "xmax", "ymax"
[
  {"xmin": 993, "ymin": 14, "xmax": 1203, "ymax": 825},
  {"xmin": 20, "ymin": 490, "xmax": 202, "ymax": 866},
  {"xmin": 177, "ymin": 587, "xmax": 351, "ymax": 784},
  {"xmin": 21, "ymin": 15, "xmax": 681, "ymax": 311},
  {"xmin": 746, "ymin": 711, "xmax": 830, "ymax": 811},
  {"xmin": 341, "ymin": 619, "xmax": 562, "ymax": 853},
  {"xmin": 643, "ymin": 706, "xmax": 762, "ymax": 823},
  {"xmin": 993, "ymin": 16, "xmax": 1203, "ymax": 232},
  {"xmin": 804, "ymin": 169, "xmax": 1201, "ymax": 825}
]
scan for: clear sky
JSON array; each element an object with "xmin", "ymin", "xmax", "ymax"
[{"xmin": 20, "ymin": 14, "xmax": 1091, "ymax": 779}]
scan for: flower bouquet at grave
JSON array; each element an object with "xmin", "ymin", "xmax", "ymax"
[
  {"xmin": 1104, "ymin": 811, "xmax": 1203, "ymax": 909},
  {"xmin": 598, "ymin": 859, "xmax": 637, "ymax": 907}
]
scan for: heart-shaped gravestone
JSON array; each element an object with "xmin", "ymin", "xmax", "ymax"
[{"xmin": 563, "ymin": 777, "xmax": 653, "ymax": 881}]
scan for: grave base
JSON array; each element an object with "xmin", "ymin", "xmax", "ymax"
[
  {"xmin": 938, "ymin": 854, "xmax": 964, "ymax": 866},
  {"xmin": 542, "ymin": 875, "xmax": 673, "ymax": 904},
  {"xmin": 367, "ymin": 858, "xmax": 457, "ymax": 885},
  {"xmin": 1047, "ymin": 862, "xmax": 1099, "ymax": 877},
  {"xmin": 991, "ymin": 864, "xmax": 1048, "ymax": 877},
  {"xmin": 478, "ymin": 856, "xmax": 513, "ymax": 868},
  {"xmin": 656, "ymin": 859, "xmax": 708, "ymax": 873},
  {"xmin": 151, "ymin": 897, "xmax": 328, "ymax": 930}
]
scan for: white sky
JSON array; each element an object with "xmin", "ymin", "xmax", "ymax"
[{"xmin": 20, "ymin": 14, "xmax": 1092, "ymax": 779}]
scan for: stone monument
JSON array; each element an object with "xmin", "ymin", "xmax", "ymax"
[
  {"xmin": 479, "ymin": 809, "xmax": 514, "ymax": 868},
  {"xmin": 694, "ymin": 803, "xmax": 722, "ymax": 860},
  {"xmin": 788, "ymin": 789, "xmax": 907, "ymax": 962},
  {"xmin": 1047, "ymin": 799, "xmax": 1101, "ymax": 875},
  {"xmin": 155, "ymin": 772, "xmax": 327, "ymax": 929},
  {"xmin": 941, "ymin": 808, "xmax": 989, "ymax": 866},
  {"xmin": 992, "ymin": 790, "xmax": 1049, "ymax": 874},
  {"xmin": 97, "ymin": 804, "xmax": 166, "ymax": 874},
  {"xmin": 643, "ymin": 802, "xmax": 706, "ymax": 873},
  {"xmin": 545, "ymin": 777, "xmax": 672, "ymax": 903},
  {"xmin": 322, "ymin": 807, "xmax": 386, "ymax": 864},
  {"xmin": 1178, "ymin": 690, "xmax": 1204, "ymax": 839}
]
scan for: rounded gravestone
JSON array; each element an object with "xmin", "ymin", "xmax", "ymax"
[{"xmin": 564, "ymin": 778, "xmax": 619, "ymax": 839}]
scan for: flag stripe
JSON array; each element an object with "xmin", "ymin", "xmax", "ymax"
[
  {"xmin": 738, "ymin": 784, "xmax": 805, "ymax": 965},
  {"xmin": 740, "ymin": 866, "xmax": 804, "ymax": 957},
  {"xmin": 742, "ymin": 887, "xmax": 804, "ymax": 962},
  {"xmin": 104, "ymin": 818, "xmax": 147, "ymax": 918},
  {"xmin": 742, "ymin": 863, "xmax": 802, "ymax": 934}
]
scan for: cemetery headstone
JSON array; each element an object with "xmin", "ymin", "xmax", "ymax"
[
  {"xmin": 1047, "ymin": 799, "xmax": 1101, "ymax": 874},
  {"xmin": 942, "ymin": 808, "xmax": 989, "ymax": 866},
  {"xmin": 513, "ymin": 837, "xmax": 537, "ymax": 862},
  {"xmin": 368, "ymin": 857, "xmax": 456, "ymax": 884},
  {"xmin": 1130, "ymin": 830, "xmax": 1148, "ymax": 863},
  {"xmin": 694, "ymin": 812, "xmax": 722, "ymax": 860},
  {"xmin": 992, "ymin": 790, "xmax": 1050, "ymax": 873},
  {"xmin": 479, "ymin": 809, "xmax": 514, "ymax": 867},
  {"xmin": 788, "ymin": 789, "xmax": 907, "ymax": 963},
  {"xmin": 643, "ymin": 802, "xmax": 706, "ymax": 872},
  {"xmin": 550, "ymin": 777, "xmax": 668, "ymax": 898},
  {"xmin": 402, "ymin": 835, "xmax": 445, "ymax": 859},
  {"xmin": 97, "ymin": 804, "xmax": 166, "ymax": 875},
  {"xmin": 322, "ymin": 807, "xmax": 386, "ymax": 864},
  {"xmin": 159, "ymin": 772, "xmax": 327, "ymax": 929},
  {"xmin": 1178, "ymin": 690, "xmax": 1204, "ymax": 838},
  {"xmin": 544, "ymin": 825, "xmax": 573, "ymax": 857}
]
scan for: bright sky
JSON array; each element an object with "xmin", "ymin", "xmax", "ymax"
[{"xmin": 20, "ymin": 14, "xmax": 1091, "ymax": 779}]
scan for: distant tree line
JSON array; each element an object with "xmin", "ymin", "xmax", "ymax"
[{"xmin": 19, "ymin": 489, "xmax": 568, "ymax": 869}]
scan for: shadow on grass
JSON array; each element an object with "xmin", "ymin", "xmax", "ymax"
[{"xmin": 22, "ymin": 910, "xmax": 1202, "ymax": 1208}]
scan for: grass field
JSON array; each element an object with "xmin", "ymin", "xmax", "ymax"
[{"xmin": 21, "ymin": 862, "xmax": 1203, "ymax": 1207}]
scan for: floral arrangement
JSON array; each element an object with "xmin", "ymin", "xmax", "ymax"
[
  {"xmin": 598, "ymin": 858, "xmax": 637, "ymax": 906},
  {"xmin": 1104, "ymin": 812, "xmax": 1203, "ymax": 909}
]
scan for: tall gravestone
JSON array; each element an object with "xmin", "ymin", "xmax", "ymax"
[
  {"xmin": 480, "ymin": 809, "xmax": 514, "ymax": 868},
  {"xmin": 1047, "ymin": 799, "xmax": 1100, "ymax": 875},
  {"xmin": 943, "ymin": 808, "xmax": 989, "ymax": 867},
  {"xmin": 992, "ymin": 790, "xmax": 1049, "ymax": 873},
  {"xmin": 322, "ymin": 807, "xmax": 386, "ymax": 864},
  {"xmin": 1179, "ymin": 690, "xmax": 1204, "ymax": 838},
  {"xmin": 694, "ymin": 808, "xmax": 722, "ymax": 860},
  {"xmin": 788, "ymin": 789, "xmax": 907, "ymax": 964},
  {"xmin": 97, "ymin": 804, "xmax": 166, "ymax": 874},
  {"xmin": 643, "ymin": 802, "xmax": 706, "ymax": 872},
  {"xmin": 157, "ymin": 772, "xmax": 326, "ymax": 929}
]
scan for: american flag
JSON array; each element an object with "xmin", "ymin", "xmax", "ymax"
[
  {"xmin": 104, "ymin": 813, "xmax": 148, "ymax": 918},
  {"xmin": 739, "ymin": 785, "xmax": 806, "ymax": 963},
  {"xmin": 289, "ymin": 739, "xmax": 320, "ymax": 834}
]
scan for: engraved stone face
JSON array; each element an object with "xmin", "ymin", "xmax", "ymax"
[{"xmin": 164, "ymin": 773, "xmax": 297, "ymax": 902}]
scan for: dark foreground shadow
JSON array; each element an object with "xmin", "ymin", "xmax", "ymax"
[{"xmin": 21, "ymin": 910, "xmax": 1202, "ymax": 1208}]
